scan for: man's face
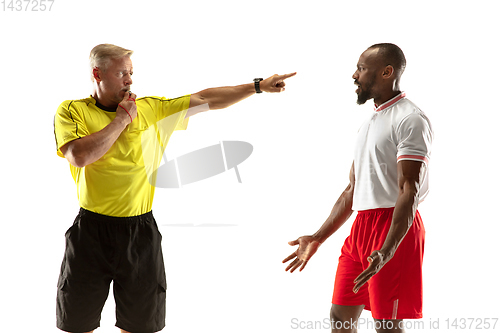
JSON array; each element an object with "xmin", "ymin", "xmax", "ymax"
[
  {"xmin": 96, "ymin": 56, "xmax": 133, "ymax": 105},
  {"xmin": 352, "ymin": 48, "xmax": 381, "ymax": 105}
]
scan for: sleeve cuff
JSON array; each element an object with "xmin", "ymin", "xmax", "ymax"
[{"xmin": 397, "ymin": 154, "xmax": 429, "ymax": 165}]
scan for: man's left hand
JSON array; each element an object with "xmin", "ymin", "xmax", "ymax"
[
  {"xmin": 260, "ymin": 72, "xmax": 297, "ymax": 93},
  {"xmin": 353, "ymin": 250, "xmax": 388, "ymax": 293}
]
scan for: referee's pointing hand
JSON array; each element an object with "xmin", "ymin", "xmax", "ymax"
[{"xmin": 260, "ymin": 72, "xmax": 297, "ymax": 93}]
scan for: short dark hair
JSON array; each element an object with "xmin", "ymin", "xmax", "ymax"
[{"xmin": 368, "ymin": 43, "xmax": 406, "ymax": 77}]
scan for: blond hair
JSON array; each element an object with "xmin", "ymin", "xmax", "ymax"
[{"xmin": 89, "ymin": 44, "xmax": 134, "ymax": 81}]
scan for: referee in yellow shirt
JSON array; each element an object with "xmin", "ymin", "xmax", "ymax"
[{"xmin": 54, "ymin": 44, "xmax": 295, "ymax": 333}]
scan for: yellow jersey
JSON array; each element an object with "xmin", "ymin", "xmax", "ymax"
[{"xmin": 54, "ymin": 95, "xmax": 190, "ymax": 217}]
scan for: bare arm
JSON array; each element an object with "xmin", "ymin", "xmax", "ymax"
[
  {"xmin": 379, "ymin": 160, "xmax": 424, "ymax": 258},
  {"xmin": 186, "ymin": 73, "xmax": 296, "ymax": 117},
  {"xmin": 353, "ymin": 159, "xmax": 425, "ymax": 292},
  {"xmin": 312, "ymin": 162, "xmax": 356, "ymax": 244},
  {"xmin": 60, "ymin": 92, "xmax": 137, "ymax": 168},
  {"xmin": 283, "ymin": 162, "xmax": 355, "ymax": 272},
  {"xmin": 189, "ymin": 83, "xmax": 255, "ymax": 112}
]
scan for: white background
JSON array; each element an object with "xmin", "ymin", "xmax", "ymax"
[{"xmin": 1, "ymin": 0, "xmax": 499, "ymax": 332}]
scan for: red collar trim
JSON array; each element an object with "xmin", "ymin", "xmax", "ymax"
[{"xmin": 374, "ymin": 92, "xmax": 406, "ymax": 112}]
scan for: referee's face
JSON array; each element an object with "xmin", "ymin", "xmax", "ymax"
[{"xmin": 100, "ymin": 56, "xmax": 134, "ymax": 106}]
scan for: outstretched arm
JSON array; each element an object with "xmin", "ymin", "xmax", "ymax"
[
  {"xmin": 353, "ymin": 160, "xmax": 425, "ymax": 293},
  {"xmin": 186, "ymin": 73, "xmax": 296, "ymax": 117},
  {"xmin": 283, "ymin": 162, "xmax": 356, "ymax": 272}
]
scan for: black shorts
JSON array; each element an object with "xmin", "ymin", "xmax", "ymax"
[{"xmin": 56, "ymin": 208, "xmax": 166, "ymax": 333}]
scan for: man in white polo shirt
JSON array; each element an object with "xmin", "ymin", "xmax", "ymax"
[{"xmin": 283, "ymin": 43, "xmax": 433, "ymax": 333}]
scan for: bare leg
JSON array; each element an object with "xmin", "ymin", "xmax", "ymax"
[
  {"xmin": 374, "ymin": 319, "xmax": 405, "ymax": 333},
  {"xmin": 330, "ymin": 304, "xmax": 365, "ymax": 333}
]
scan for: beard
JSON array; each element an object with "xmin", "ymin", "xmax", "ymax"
[
  {"xmin": 356, "ymin": 89, "xmax": 371, "ymax": 105},
  {"xmin": 356, "ymin": 81, "xmax": 374, "ymax": 105},
  {"xmin": 355, "ymin": 73, "xmax": 377, "ymax": 105}
]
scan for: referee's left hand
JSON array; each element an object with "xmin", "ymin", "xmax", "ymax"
[
  {"xmin": 260, "ymin": 72, "xmax": 297, "ymax": 93},
  {"xmin": 353, "ymin": 250, "xmax": 386, "ymax": 293}
]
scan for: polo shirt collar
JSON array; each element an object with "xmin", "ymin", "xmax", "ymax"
[
  {"xmin": 374, "ymin": 92, "xmax": 406, "ymax": 112},
  {"xmin": 89, "ymin": 95, "xmax": 117, "ymax": 112}
]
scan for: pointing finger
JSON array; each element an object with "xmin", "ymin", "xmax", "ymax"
[{"xmin": 278, "ymin": 72, "xmax": 297, "ymax": 80}]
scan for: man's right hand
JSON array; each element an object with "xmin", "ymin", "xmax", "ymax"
[
  {"xmin": 282, "ymin": 236, "xmax": 322, "ymax": 273},
  {"xmin": 116, "ymin": 91, "xmax": 138, "ymax": 124}
]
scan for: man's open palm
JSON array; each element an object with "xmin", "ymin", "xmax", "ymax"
[{"xmin": 283, "ymin": 236, "xmax": 321, "ymax": 272}]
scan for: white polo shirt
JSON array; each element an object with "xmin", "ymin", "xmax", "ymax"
[{"xmin": 352, "ymin": 92, "xmax": 433, "ymax": 211}]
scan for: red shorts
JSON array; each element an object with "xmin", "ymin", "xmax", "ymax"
[{"xmin": 332, "ymin": 207, "xmax": 425, "ymax": 319}]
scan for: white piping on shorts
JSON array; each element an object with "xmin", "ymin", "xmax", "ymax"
[{"xmin": 392, "ymin": 299, "xmax": 399, "ymax": 320}]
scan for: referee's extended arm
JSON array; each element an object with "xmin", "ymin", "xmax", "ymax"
[{"xmin": 186, "ymin": 73, "xmax": 296, "ymax": 117}]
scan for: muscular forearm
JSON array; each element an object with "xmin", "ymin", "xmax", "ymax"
[
  {"xmin": 195, "ymin": 83, "xmax": 255, "ymax": 110},
  {"xmin": 379, "ymin": 181, "xmax": 419, "ymax": 260},
  {"xmin": 312, "ymin": 184, "xmax": 354, "ymax": 244},
  {"xmin": 63, "ymin": 116, "xmax": 128, "ymax": 168}
]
